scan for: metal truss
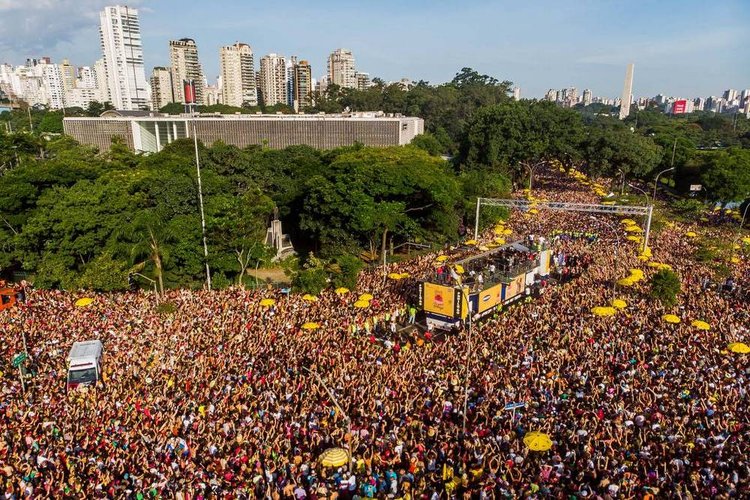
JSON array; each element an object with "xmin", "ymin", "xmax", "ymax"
[{"xmin": 474, "ymin": 197, "xmax": 654, "ymax": 249}]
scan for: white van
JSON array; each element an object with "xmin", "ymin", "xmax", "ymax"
[{"xmin": 67, "ymin": 340, "xmax": 103, "ymax": 390}]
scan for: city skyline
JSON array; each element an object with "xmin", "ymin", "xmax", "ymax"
[{"xmin": 0, "ymin": 0, "xmax": 747, "ymax": 100}]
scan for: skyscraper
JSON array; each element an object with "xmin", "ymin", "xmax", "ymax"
[
  {"xmin": 618, "ymin": 63, "xmax": 634, "ymax": 120},
  {"xmin": 259, "ymin": 53, "xmax": 288, "ymax": 107},
  {"xmin": 59, "ymin": 59, "xmax": 77, "ymax": 94},
  {"xmin": 99, "ymin": 5, "xmax": 149, "ymax": 110},
  {"xmin": 292, "ymin": 60, "xmax": 312, "ymax": 111},
  {"xmin": 169, "ymin": 38, "xmax": 204, "ymax": 105},
  {"xmin": 219, "ymin": 42, "xmax": 257, "ymax": 107},
  {"xmin": 150, "ymin": 66, "xmax": 173, "ymax": 110},
  {"xmin": 327, "ymin": 49, "xmax": 356, "ymax": 89},
  {"xmin": 582, "ymin": 89, "xmax": 592, "ymax": 106}
]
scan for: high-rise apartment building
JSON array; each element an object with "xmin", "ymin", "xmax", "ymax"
[
  {"xmin": 292, "ymin": 59, "xmax": 312, "ymax": 111},
  {"xmin": 327, "ymin": 49, "xmax": 356, "ymax": 89},
  {"xmin": 619, "ymin": 63, "xmax": 634, "ymax": 120},
  {"xmin": 723, "ymin": 89, "xmax": 737, "ymax": 102},
  {"xmin": 59, "ymin": 59, "xmax": 77, "ymax": 94},
  {"xmin": 582, "ymin": 89, "xmax": 592, "ymax": 106},
  {"xmin": 169, "ymin": 38, "xmax": 204, "ymax": 105},
  {"xmin": 41, "ymin": 62, "xmax": 66, "ymax": 109},
  {"xmin": 219, "ymin": 42, "xmax": 257, "ymax": 107},
  {"xmin": 99, "ymin": 5, "xmax": 149, "ymax": 110},
  {"xmin": 512, "ymin": 87, "xmax": 521, "ymax": 100},
  {"xmin": 150, "ymin": 66, "xmax": 173, "ymax": 110},
  {"xmin": 259, "ymin": 53, "xmax": 288, "ymax": 107},
  {"xmin": 544, "ymin": 89, "xmax": 557, "ymax": 102},
  {"xmin": 355, "ymin": 72, "xmax": 371, "ymax": 91}
]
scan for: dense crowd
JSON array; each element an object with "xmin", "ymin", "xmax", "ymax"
[{"xmin": 1, "ymin": 166, "xmax": 749, "ymax": 499}]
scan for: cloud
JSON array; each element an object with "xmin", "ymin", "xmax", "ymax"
[{"xmin": 0, "ymin": 1, "xmax": 145, "ymax": 64}]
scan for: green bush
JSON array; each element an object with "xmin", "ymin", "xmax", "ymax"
[
  {"xmin": 671, "ymin": 199, "xmax": 705, "ymax": 218},
  {"xmin": 650, "ymin": 269, "xmax": 681, "ymax": 306},
  {"xmin": 329, "ymin": 254, "xmax": 363, "ymax": 291},
  {"xmin": 293, "ymin": 267, "xmax": 328, "ymax": 295}
]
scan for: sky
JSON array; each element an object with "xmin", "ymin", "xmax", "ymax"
[{"xmin": 0, "ymin": 0, "xmax": 748, "ymax": 99}]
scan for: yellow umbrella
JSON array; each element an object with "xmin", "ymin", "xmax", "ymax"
[
  {"xmin": 399, "ymin": 273, "xmax": 410, "ymax": 279},
  {"xmin": 302, "ymin": 322, "xmax": 320, "ymax": 330},
  {"xmin": 454, "ymin": 264, "xmax": 465, "ymax": 274},
  {"xmin": 478, "ymin": 245, "xmax": 489, "ymax": 251},
  {"xmin": 625, "ymin": 226, "xmax": 643, "ymax": 233},
  {"xmin": 617, "ymin": 278, "xmax": 635, "ymax": 286},
  {"xmin": 487, "ymin": 243, "xmax": 499, "ymax": 249},
  {"xmin": 663, "ymin": 314, "xmax": 681, "ymax": 324},
  {"xmin": 730, "ymin": 257, "xmax": 740, "ymax": 264},
  {"xmin": 601, "ymin": 200, "xmax": 615, "ymax": 205},
  {"xmin": 629, "ymin": 269, "xmax": 643, "ymax": 277},
  {"xmin": 302, "ymin": 294, "xmax": 318, "ymax": 302},
  {"xmin": 637, "ymin": 255, "xmax": 650, "ymax": 262},
  {"xmin": 742, "ymin": 237, "xmax": 750, "ymax": 245},
  {"xmin": 74, "ymin": 297, "xmax": 94, "ymax": 307},
  {"xmin": 465, "ymin": 239, "xmax": 478, "ymax": 246},
  {"xmin": 685, "ymin": 231, "xmax": 697, "ymax": 238},
  {"xmin": 359, "ymin": 293, "xmax": 373, "ymax": 301},
  {"xmin": 523, "ymin": 431, "xmax": 553, "ymax": 452},
  {"xmin": 641, "ymin": 247, "xmax": 652, "ymax": 257},
  {"xmin": 353, "ymin": 300, "xmax": 370, "ymax": 309},
  {"xmin": 691, "ymin": 320, "xmax": 710, "ymax": 331},
  {"xmin": 626, "ymin": 235, "xmax": 643, "ymax": 243},
  {"xmin": 592, "ymin": 306, "xmax": 617, "ymax": 317},
  {"xmin": 260, "ymin": 298, "xmax": 276, "ymax": 307},
  {"xmin": 611, "ymin": 299, "xmax": 627, "ymax": 309},
  {"xmin": 528, "ymin": 208, "xmax": 539, "ymax": 215},
  {"xmin": 335, "ymin": 287, "xmax": 350, "ymax": 295},
  {"xmin": 388, "ymin": 273, "xmax": 403, "ymax": 280},
  {"xmin": 319, "ymin": 447, "xmax": 350, "ymax": 468},
  {"xmin": 728, "ymin": 342, "xmax": 750, "ymax": 354},
  {"xmin": 436, "ymin": 255, "xmax": 449, "ymax": 262},
  {"xmin": 502, "ymin": 228, "xmax": 513, "ymax": 235},
  {"xmin": 494, "ymin": 237, "xmax": 506, "ymax": 245}
]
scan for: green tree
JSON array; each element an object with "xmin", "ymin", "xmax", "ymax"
[
  {"xmin": 697, "ymin": 148, "xmax": 750, "ymax": 203},
  {"xmin": 650, "ymin": 269, "xmax": 681, "ymax": 306}
]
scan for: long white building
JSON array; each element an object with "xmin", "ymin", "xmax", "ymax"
[{"xmin": 99, "ymin": 5, "xmax": 150, "ymax": 110}]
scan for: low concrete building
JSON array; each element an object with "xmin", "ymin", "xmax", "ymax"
[{"xmin": 63, "ymin": 110, "xmax": 424, "ymax": 152}]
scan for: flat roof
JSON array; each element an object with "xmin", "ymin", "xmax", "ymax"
[{"xmin": 68, "ymin": 111, "xmax": 419, "ymax": 122}]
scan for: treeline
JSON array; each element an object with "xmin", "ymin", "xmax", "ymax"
[
  {"xmin": 1, "ymin": 67, "xmax": 749, "ymax": 291},
  {"xmin": 0, "ymin": 135, "xmax": 510, "ymax": 290}
]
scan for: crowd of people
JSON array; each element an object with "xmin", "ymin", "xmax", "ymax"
[{"xmin": 1, "ymin": 165, "xmax": 749, "ymax": 499}]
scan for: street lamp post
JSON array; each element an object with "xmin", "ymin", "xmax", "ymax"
[
  {"xmin": 302, "ymin": 366, "xmax": 353, "ymax": 472},
  {"xmin": 627, "ymin": 183, "xmax": 653, "ymax": 252},
  {"xmin": 731, "ymin": 202, "xmax": 750, "ymax": 263},
  {"xmin": 653, "ymin": 166, "xmax": 675, "ymax": 201},
  {"xmin": 191, "ymin": 119, "xmax": 212, "ymax": 291},
  {"xmin": 461, "ymin": 290, "xmax": 473, "ymax": 437}
]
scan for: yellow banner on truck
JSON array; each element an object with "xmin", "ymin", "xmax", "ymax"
[
  {"xmin": 477, "ymin": 284, "xmax": 502, "ymax": 313},
  {"xmin": 420, "ymin": 283, "xmax": 461, "ymax": 318}
]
